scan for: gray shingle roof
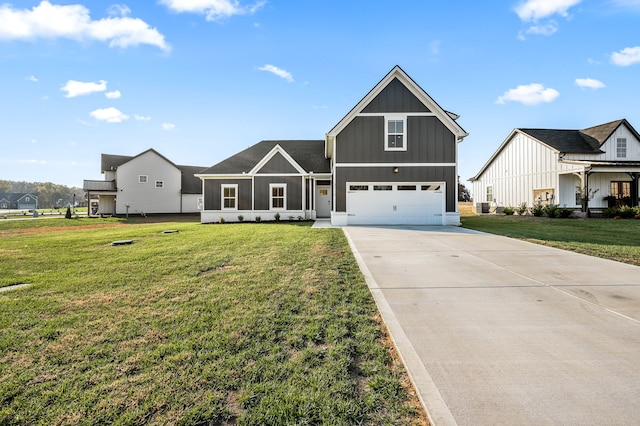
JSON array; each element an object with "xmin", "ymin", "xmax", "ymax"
[
  {"xmin": 100, "ymin": 150, "xmax": 205, "ymax": 194},
  {"xmin": 519, "ymin": 119, "xmax": 639, "ymax": 154},
  {"xmin": 518, "ymin": 129, "xmax": 602, "ymax": 153},
  {"xmin": 199, "ymin": 140, "xmax": 330, "ymax": 174}
]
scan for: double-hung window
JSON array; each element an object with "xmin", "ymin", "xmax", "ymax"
[
  {"xmin": 386, "ymin": 116, "xmax": 406, "ymax": 151},
  {"xmin": 221, "ymin": 184, "xmax": 238, "ymax": 210},
  {"xmin": 138, "ymin": 175, "xmax": 148, "ymax": 184},
  {"xmin": 155, "ymin": 180, "xmax": 164, "ymax": 189},
  {"xmin": 617, "ymin": 138, "xmax": 627, "ymax": 158},
  {"xmin": 486, "ymin": 186, "xmax": 494, "ymax": 203},
  {"xmin": 270, "ymin": 184, "xmax": 286, "ymax": 210}
]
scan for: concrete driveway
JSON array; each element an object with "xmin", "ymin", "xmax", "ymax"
[{"xmin": 343, "ymin": 225, "xmax": 640, "ymax": 426}]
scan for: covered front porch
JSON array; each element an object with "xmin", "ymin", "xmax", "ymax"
[{"xmin": 559, "ymin": 161, "xmax": 640, "ymax": 213}]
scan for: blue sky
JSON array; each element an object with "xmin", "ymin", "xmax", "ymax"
[{"xmin": 1, "ymin": 0, "xmax": 640, "ymax": 192}]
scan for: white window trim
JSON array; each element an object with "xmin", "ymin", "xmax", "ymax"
[
  {"xmin": 269, "ymin": 183, "xmax": 287, "ymax": 210},
  {"xmin": 221, "ymin": 184, "xmax": 238, "ymax": 210},
  {"xmin": 155, "ymin": 180, "xmax": 164, "ymax": 189},
  {"xmin": 138, "ymin": 175, "xmax": 148, "ymax": 184},
  {"xmin": 385, "ymin": 114, "xmax": 408, "ymax": 152}
]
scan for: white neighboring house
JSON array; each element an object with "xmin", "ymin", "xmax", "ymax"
[
  {"xmin": 83, "ymin": 148, "xmax": 205, "ymax": 216},
  {"xmin": 470, "ymin": 119, "xmax": 640, "ymax": 212}
]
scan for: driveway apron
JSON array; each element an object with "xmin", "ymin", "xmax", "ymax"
[{"xmin": 343, "ymin": 226, "xmax": 640, "ymax": 426}]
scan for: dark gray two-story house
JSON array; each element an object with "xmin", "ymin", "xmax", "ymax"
[{"xmin": 197, "ymin": 66, "xmax": 468, "ymax": 226}]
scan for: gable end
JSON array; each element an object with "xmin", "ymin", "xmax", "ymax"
[
  {"xmin": 257, "ymin": 152, "xmax": 300, "ymax": 174},
  {"xmin": 361, "ymin": 77, "xmax": 430, "ymax": 113}
]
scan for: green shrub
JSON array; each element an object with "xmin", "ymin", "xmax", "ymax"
[
  {"xmin": 502, "ymin": 206, "xmax": 515, "ymax": 215},
  {"xmin": 65, "ymin": 207, "xmax": 72, "ymax": 219},
  {"xmin": 219, "ymin": 217, "xmax": 225, "ymax": 224},
  {"xmin": 517, "ymin": 202, "xmax": 528, "ymax": 215},
  {"xmin": 619, "ymin": 205, "xmax": 636, "ymax": 219},
  {"xmin": 237, "ymin": 215, "xmax": 244, "ymax": 222},
  {"xmin": 531, "ymin": 204, "xmax": 544, "ymax": 217},
  {"xmin": 543, "ymin": 204, "xmax": 559, "ymax": 218},
  {"xmin": 556, "ymin": 208, "xmax": 574, "ymax": 218},
  {"xmin": 274, "ymin": 212, "xmax": 280, "ymax": 221},
  {"xmin": 602, "ymin": 207, "xmax": 620, "ymax": 218},
  {"xmin": 255, "ymin": 216, "xmax": 261, "ymax": 223}
]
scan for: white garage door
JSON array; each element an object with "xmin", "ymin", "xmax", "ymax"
[{"xmin": 346, "ymin": 183, "xmax": 445, "ymax": 225}]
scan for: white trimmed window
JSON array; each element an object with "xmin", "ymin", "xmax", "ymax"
[
  {"xmin": 617, "ymin": 138, "xmax": 627, "ymax": 158},
  {"xmin": 221, "ymin": 184, "xmax": 238, "ymax": 210},
  {"xmin": 138, "ymin": 175, "xmax": 148, "ymax": 184},
  {"xmin": 270, "ymin": 184, "xmax": 286, "ymax": 210},
  {"xmin": 486, "ymin": 186, "xmax": 494, "ymax": 203},
  {"xmin": 386, "ymin": 116, "xmax": 406, "ymax": 151},
  {"xmin": 155, "ymin": 180, "xmax": 164, "ymax": 189}
]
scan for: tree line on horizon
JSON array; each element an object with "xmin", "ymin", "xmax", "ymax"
[{"xmin": 0, "ymin": 180, "xmax": 85, "ymax": 209}]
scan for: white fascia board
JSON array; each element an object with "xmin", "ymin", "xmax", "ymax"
[
  {"xmin": 194, "ymin": 174, "xmax": 252, "ymax": 179},
  {"xmin": 248, "ymin": 144, "xmax": 307, "ymax": 175},
  {"xmin": 326, "ymin": 66, "xmax": 468, "ymax": 141},
  {"xmin": 336, "ymin": 163, "xmax": 456, "ymax": 167}
]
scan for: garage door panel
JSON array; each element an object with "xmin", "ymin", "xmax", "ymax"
[{"xmin": 346, "ymin": 183, "xmax": 444, "ymax": 225}]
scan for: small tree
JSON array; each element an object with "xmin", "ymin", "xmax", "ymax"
[{"xmin": 65, "ymin": 206, "xmax": 72, "ymax": 219}]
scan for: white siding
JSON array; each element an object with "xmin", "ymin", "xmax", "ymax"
[
  {"xmin": 181, "ymin": 194, "xmax": 202, "ymax": 213},
  {"xmin": 564, "ymin": 124, "xmax": 640, "ymax": 162},
  {"xmin": 473, "ymin": 132, "xmax": 579, "ymax": 207},
  {"xmin": 116, "ymin": 151, "xmax": 182, "ymax": 214}
]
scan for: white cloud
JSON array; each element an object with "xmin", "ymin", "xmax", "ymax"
[
  {"xmin": 105, "ymin": 90, "xmax": 121, "ymax": 99},
  {"xmin": 160, "ymin": 0, "xmax": 265, "ymax": 21},
  {"xmin": 61, "ymin": 79, "xmax": 106, "ymax": 98},
  {"xmin": 608, "ymin": 0, "xmax": 640, "ymax": 9},
  {"xmin": 162, "ymin": 122, "xmax": 175, "ymax": 130},
  {"xmin": 135, "ymin": 114, "xmax": 151, "ymax": 121},
  {"xmin": 496, "ymin": 83, "xmax": 559, "ymax": 105},
  {"xmin": 575, "ymin": 78, "xmax": 605, "ymax": 89},
  {"xmin": 26, "ymin": 75, "xmax": 38, "ymax": 82},
  {"xmin": 258, "ymin": 64, "xmax": 294, "ymax": 82},
  {"xmin": 20, "ymin": 159, "xmax": 47, "ymax": 164},
  {"xmin": 90, "ymin": 107, "xmax": 129, "ymax": 123},
  {"xmin": 524, "ymin": 22, "xmax": 558, "ymax": 36},
  {"xmin": 515, "ymin": 0, "xmax": 582, "ymax": 21},
  {"xmin": 107, "ymin": 4, "xmax": 131, "ymax": 17},
  {"xmin": 0, "ymin": 1, "xmax": 169, "ymax": 51},
  {"xmin": 611, "ymin": 46, "xmax": 640, "ymax": 66}
]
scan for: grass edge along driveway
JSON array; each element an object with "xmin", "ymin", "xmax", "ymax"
[
  {"xmin": 461, "ymin": 215, "xmax": 640, "ymax": 266},
  {"xmin": 0, "ymin": 220, "xmax": 426, "ymax": 425}
]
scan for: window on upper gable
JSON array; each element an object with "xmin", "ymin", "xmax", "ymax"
[
  {"xmin": 386, "ymin": 117, "xmax": 406, "ymax": 151},
  {"xmin": 617, "ymin": 138, "xmax": 627, "ymax": 158},
  {"xmin": 155, "ymin": 180, "xmax": 164, "ymax": 189},
  {"xmin": 139, "ymin": 175, "xmax": 148, "ymax": 184}
]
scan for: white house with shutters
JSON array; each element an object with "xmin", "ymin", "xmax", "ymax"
[{"xmin": 470, "ymin": 119, "xmax": 640, "ymax": 212}]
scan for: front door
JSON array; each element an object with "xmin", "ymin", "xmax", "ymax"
[{"xmin": 316, "ymin": 185, "xmax": 331, "ymax": 218}]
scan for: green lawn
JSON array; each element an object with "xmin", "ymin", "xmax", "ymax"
[
  {"xmin": 461, "ymin": 215, "xmax": 640, "ymax": 266},
  {"xmin": 0, "ymin": 220, "xmax": 422, "ymax": 425}
]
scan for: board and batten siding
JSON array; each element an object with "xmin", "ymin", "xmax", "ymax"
[
  {"xmin": 336, "ymin": 116, "xmax": 456, "ymax": 164},
  {"xmin": 257, "ymin": 152, "xmax": 299, "ymax": 174},
  {"xmin": 472, "ymin": 132, "xmax": 579, "ymax": 207},
  {"xmin": 334, "ymin": 166, "xmax": 456, "ymax": 212},
  {"xmin": 203, "ymin": 179, "xmax": 252, "ymax": 211},
  {"xmin": 361, "ymin": 77, "xmax": 430, "ymax": 113},
  {"xmin": 254, "ymin": 176, "xmax": 303, "ymax": 211}
]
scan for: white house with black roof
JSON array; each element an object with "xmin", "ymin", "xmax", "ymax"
[
  {"xmin": 197, "ymin": 65, "xmax": 469, "ymax": 225},
  {"xmin": 470, "ymin": 119, "xmax": 640, "ymax": 212},
  {"xmin": 83, "ymin": 148, "xmax": 205, "ymax": 216},
  {"xmin": 0, "ymin": 193, "xmax": 38, "ymax": 210}
]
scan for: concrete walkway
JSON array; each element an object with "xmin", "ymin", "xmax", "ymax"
[{"xmin": 343, "ymin": 225, "xmax": 640, "ymax": 426}]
